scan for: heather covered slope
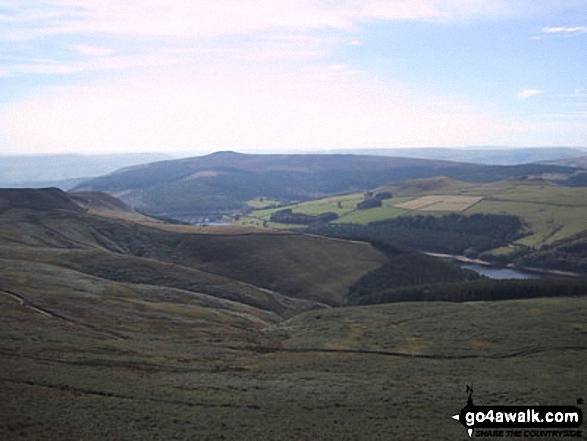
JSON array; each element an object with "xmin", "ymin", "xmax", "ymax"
[
  {"xmin": 0, "ymin": 187, "xmax": 84, "ymax": 213},
  {"xmin": 0, "ymin": 188, "xmax": 585, "ymax": 440},
  {"xmin": 73, "ymin": 151, "xmax": 583, "ymax": 219},
  {"xmin": 0, "ymin": 188, "xmax": 392, "ymax": 312},
  {"xmin": 1, "ymin": 287, "xmax": 584, "ymax": 440}
]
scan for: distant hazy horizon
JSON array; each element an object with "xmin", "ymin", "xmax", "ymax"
[{"xmin": 1, "ymin": 145, "xmax": 587, "ymax": 159}]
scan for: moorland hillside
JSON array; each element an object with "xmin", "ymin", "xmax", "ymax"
[
  {"xmin": 73, "ymin": 151, "xmax": 585, "ymax": 219},
  {"xmin": 1, "ymin": 187, "xmax": 586, "ymax": 440}
]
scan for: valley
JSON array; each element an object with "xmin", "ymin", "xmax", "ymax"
[
  {"xmin": 5, "ymin": 0, "xmax": 587, "ymax": 436},
  {"xmin": 2, "ymin": 265, "xmax": 584, "ymax": 440},
  {"xmin": 1, "ymin": 154, "xmax": 587, "ymax": 440},
  {"xmin": 244, "ymin": 177, "xmax": 587, "ymax": 275}
]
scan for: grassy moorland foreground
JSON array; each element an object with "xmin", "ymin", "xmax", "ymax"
[
  {"xmin": 1, "ymin": 291, "xmax": 585, "ymax": 440},
  {"xmin": 0, "ymin": 188, "xmax": 586, "ymax": 440}
]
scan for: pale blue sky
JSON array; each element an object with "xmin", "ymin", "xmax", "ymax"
[{"xmin": 1, "ymin": 1, "xmax": 586, "ymax": 154}]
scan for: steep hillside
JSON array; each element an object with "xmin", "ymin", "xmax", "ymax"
[
  {"xmin": 0, "ymin": 187, "xmax": 84, "ymax": 214},
  {"xmin": 70, "ymin": 191, "xmax": 135, "ymax": 212},
  {"xmin": 0, "ymin": 188, "xmax": 392, "ymax": 311},
  {"xmin": 1, "ymin": 188, "xmax": 585, "ymax": 440},
  {"xmin": 72, "ymin": 151, "xmax": 582, "ymax": 220}
]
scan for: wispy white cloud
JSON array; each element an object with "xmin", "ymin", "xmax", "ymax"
[
  {"xmin": 38, "ymin": 1, "xmax": 354, "ymax": 37},
  {"xmin": 2, "ymin": 0, "xmax": 587, "ymax": 153},
  {"xmin": 4, "ymin": 1, "xmax": 583, "ymax": 72},
  {"xmin": 517, "ymin": 89, "xmax": 544, "ymax": 99},
  {"xmin": 0, "ymin": 3, "xmax": 83, "ymax": 42},
  {"xmin": 17, "ymin": 0, "xmax": 541, "ymax": 40},
  {"xmin": 6, "ymin": 54, "xmax": 184, "ymax": 76},
  {"xmin": 0, "ymin": 64, "xmax": 508, "ymax": 154},
  {"xmin": 542, "ymin": 26, "xmax": 587, "ymax": 34},
  {"xmin": 237, "ymin": 34, "xmax": 337, "ymax": 62},
  {"xmin": 4, "ymin": 0, "xmax": 514, "ymax": 75}
]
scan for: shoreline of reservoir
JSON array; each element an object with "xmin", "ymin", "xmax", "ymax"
[{"xmin": 425, "ymin": 252, "xmax": 584, "ymax": 280}]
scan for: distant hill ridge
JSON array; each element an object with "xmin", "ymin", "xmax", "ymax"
[
  {"xmin": 539, "ymin": 155, "xmax": 587, "ymax": 169},
  {"xmin": 69, "ymin": 191, "xmax": 134, "ymax": 213},
  {"xmin": 73, "ymin": 151, "xmax": 585, "ymax": 220},
  {"xmin": 0, "ymin": 187, "xmax": 83, "ymax": 214},
  {"xmin": 334, "ymin": 147, "xmax": 587, "ymax": 165},
  {"xmin": 0, "ymin": 187, "xmax": 142, "ymax": 216}
]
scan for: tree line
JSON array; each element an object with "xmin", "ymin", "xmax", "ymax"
[{"xmin": 307, "ymin": 213, "xmax": 525, "ymax": 255}]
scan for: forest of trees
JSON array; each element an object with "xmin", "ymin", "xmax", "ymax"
[
  {"xmin": 513, "ymin": 232, "xmax": 587, "ymax": 273},
  {"xmin": 307, "ymin": 213, "xmax": 525, "ymax": 255},
  {"xmin": 347, "ymin": 242, "xmax": 478, "ymax": 303},
  {"xmin": 270, "ymin": 209, "xmax": 339, "ymax": 225},
  {"xmin": 350, "ymin": 278, "xmax": 587, "ymax": 305}
]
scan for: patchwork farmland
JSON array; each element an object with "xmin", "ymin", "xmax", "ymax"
[
  {"xmin": 243, "ymin": 179, "xmax": 587, "ymax": 250},
  {"xmin": 394, "ymin": 195, "xmax": 482, "ymax": 211}
]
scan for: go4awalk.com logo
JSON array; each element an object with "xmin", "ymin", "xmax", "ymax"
[{"xmin": 452, "ymin": 386, "xmax": 583, "ymax": 438}]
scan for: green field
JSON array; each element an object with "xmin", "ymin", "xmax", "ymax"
[
  {"xmin": 240, "ymin": 195, "xmax": 413, "ymax": 228},
  {"xmin": 465, "ymin": 184, "xmax": 587, "ymax": 248},
  {"xmin": 243, "ymin": 180, "xmax": 587, "ymax": 251}
]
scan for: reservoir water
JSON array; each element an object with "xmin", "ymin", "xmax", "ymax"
[{"xmin": 461, "ymin": 264, "xmax": 541, "ymax": 280}]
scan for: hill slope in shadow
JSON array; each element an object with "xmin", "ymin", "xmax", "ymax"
[{"xmin": 0, "ymin": 188, "xmax": 391, "ymax": 315}]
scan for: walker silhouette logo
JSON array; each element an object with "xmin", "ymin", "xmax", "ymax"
[{"xmin": 451, "ymin": 386, "xmax": 583, "ymax": 438}]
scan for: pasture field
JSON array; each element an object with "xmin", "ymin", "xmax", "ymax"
[
  {"xmin": 394, "ymin": 195, "xmax": 482, "ymax": 211},
  {"xmin": 480, "ymin": 182, "xmax": 587, "ymax": 207},
  {"xmin": 243, "ymin": 180, "xmax": 587, "ymax": 250},
  {"xmin": 279, "ymin": 193, "xmax": 366, "ymax": 216},
  {"xmin": 464, "ymin": 183, "xmax": 587, "ymax": 248},
  {"xmin": 466, "ymin": 200, "xmax": 587, "ymax": 248},
  {"xmin": 245, "ymin": 197, "xmax": 282, "ymax": 209},
  {"xmin": 239, "ymin": 196, "xmax": 413, "ymax": 228},
  {"xmin": 333, "ymin": 201, "xmax": 411, "ymax": 224}
]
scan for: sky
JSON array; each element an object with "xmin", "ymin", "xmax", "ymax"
[{"xmin": 0, "ymin": 0, "xmax": 586, "ymax": 155}]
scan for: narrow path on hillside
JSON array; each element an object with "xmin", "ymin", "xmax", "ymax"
[
  {"xmin": 0, "ymin": 289, "xmax": 53, "ymax": 318},
  {"xmin": 0, "ymin": 377, "xmax": 261, "ymax": 410},
  {"xmin": 0, "ymin": 289, "xmax": 128, "ymax": 340},
  {"xmin": 242, "ymin": 345, "xmax": 587, "ymax": 360}
]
